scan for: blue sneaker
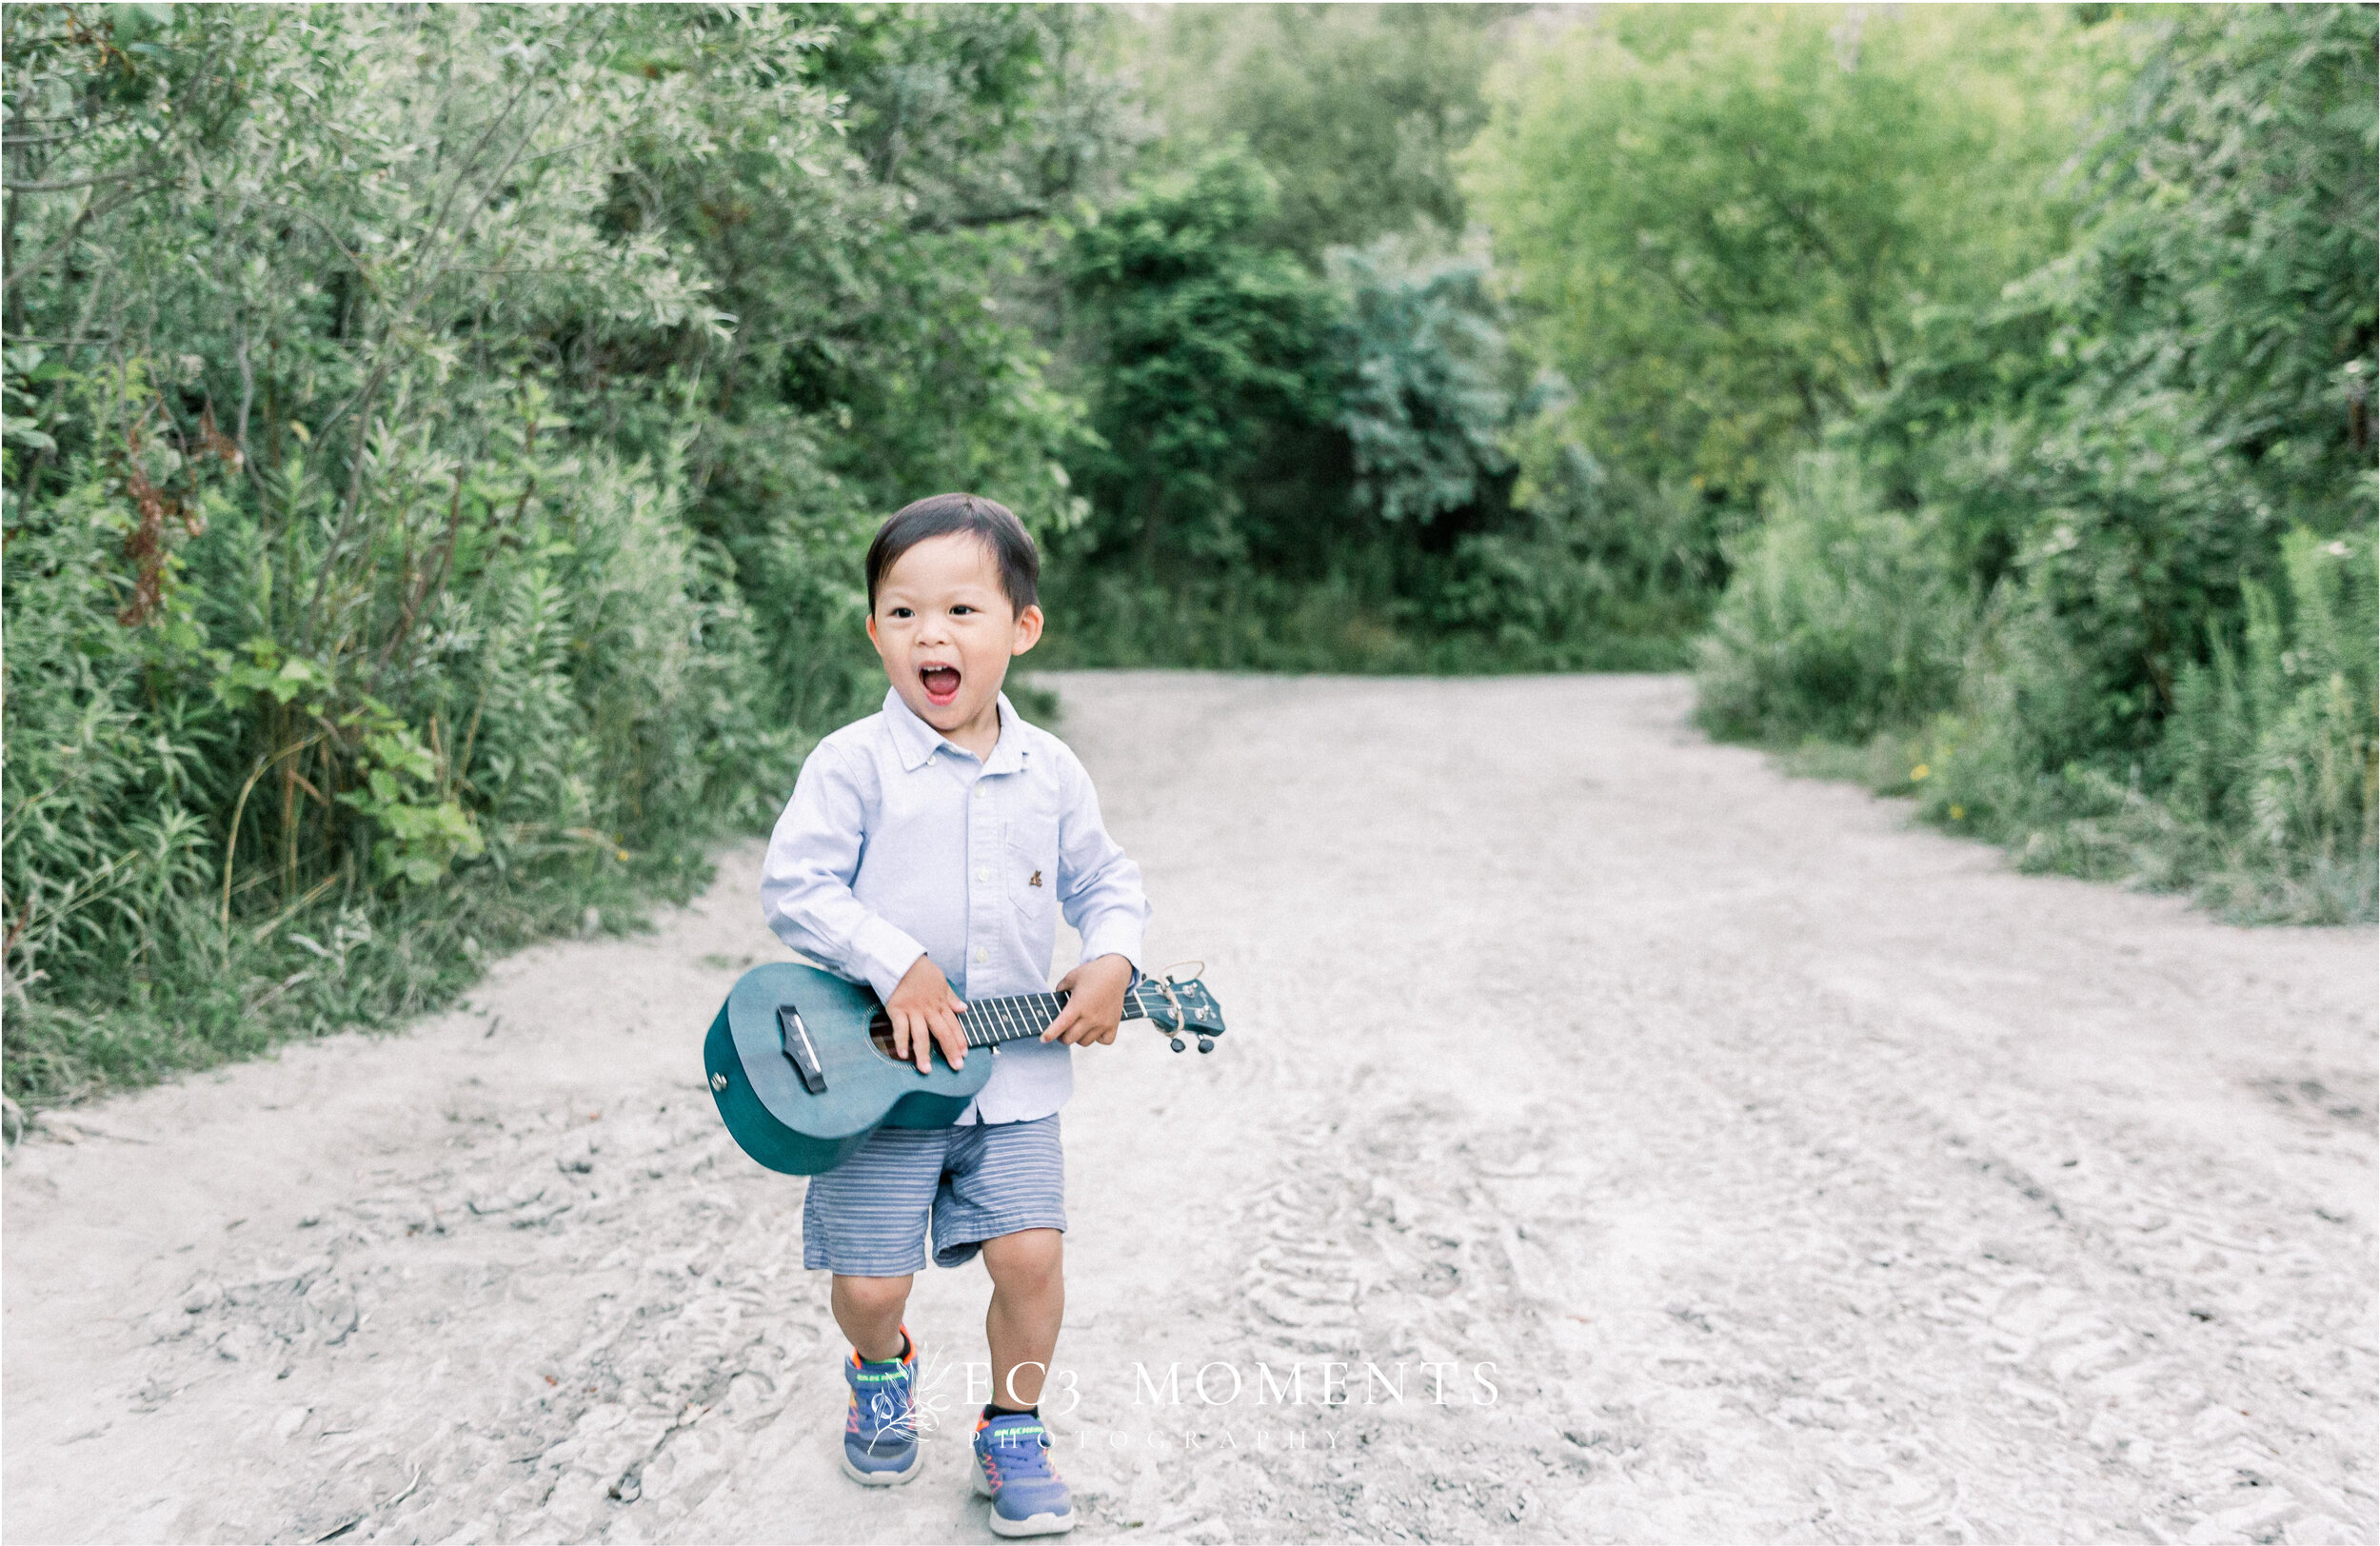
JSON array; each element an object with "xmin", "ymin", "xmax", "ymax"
[
  {"xmin": 840, "ymin": 1329, "xmax": 922, "ymax": 1486},
  {"xmin": 972, "ymin": 1411, "xmax": 1074, "ymax": 1536}
]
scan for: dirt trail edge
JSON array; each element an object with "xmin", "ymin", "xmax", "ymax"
[{"xmin": 7, "ymin": 673, "xmax": 2373, "ymax": 1545}]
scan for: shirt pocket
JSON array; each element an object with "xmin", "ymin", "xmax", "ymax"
[{"xmin": 1003, "ymin": 778, "xmax": 1062, "ymax": 920}]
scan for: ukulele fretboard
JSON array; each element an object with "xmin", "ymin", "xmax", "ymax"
[
  {"xmin": 949, "ymin": 984, "xmax": 1172, "ymax": 1047},
  {"xmin": 960, "ymin": 993, "xmax": 1064, "ymax": 1046}
]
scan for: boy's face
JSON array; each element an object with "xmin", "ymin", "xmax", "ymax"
[{"xmin": 867, "ymin": 532, "xmax": 1043, "ymax": 742}]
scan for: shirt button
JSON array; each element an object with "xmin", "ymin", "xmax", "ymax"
[
  {"xmin": 976, "ymin": 867, "xmax": 989, "ymax": 882},
  {"xmin": 974, "ymin": 785, "xmax": 987, "ymax": 800},
  {"xmin": 974, "ymin": 947, "xmax": 988, "ymax": 963}
]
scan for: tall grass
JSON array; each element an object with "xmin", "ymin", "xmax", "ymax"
[
  {"xmin": 1696, "ymin": 455, "xmax": 2377, "ymax": 923},
  {"xmin": 2, "ymin": 357, "xmax": 836, "ymax": 1103},
  {"xmin": 1904, "ymin": 525, "xmax": 2378, "ymax": 923}
]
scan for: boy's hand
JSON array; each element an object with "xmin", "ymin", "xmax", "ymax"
[
  {"xmin": 885, "ymin": 954, "xmax": 967, "ymax": 1074},
  {"xmin": 1042, "ymin": 954, "xmax": 1135, "ymax": 1047}
]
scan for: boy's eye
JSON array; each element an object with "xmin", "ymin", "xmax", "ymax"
[
  {"xmin": 951, "ymin": 605, "xmax": 974, "ymax": 616},
  {"xmin": 888, "ymin": 606, "xmax": 913, "ymax": 619}
]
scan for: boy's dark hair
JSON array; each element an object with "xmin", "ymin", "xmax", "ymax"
[{"xmin": 864, "ymin": 493, "xmax": 1040, "ymax": 615}]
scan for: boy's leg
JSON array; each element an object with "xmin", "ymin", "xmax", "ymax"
[
  {"xmin": 980, "ymin": 1229, "xmax": 1062, "ymax": 1410},
  {"xmin": 803, "ymin": 1126, "xmax": 947, "ymax": 1487},
  {"xmin": 928, "ymin": 1117, "xmax": 1075, "ymax": 1536},
  {"xmin": 831, "ymin": 1272, "xmax": 915, "ymax": 1364},
  {"xmin": 922, "ymin": 1112, "xmax": 1068, "ymax": 1350},
  {"xmin": 970, "ymin": 1230, "xmax": 1075, "ymax": 1537}
]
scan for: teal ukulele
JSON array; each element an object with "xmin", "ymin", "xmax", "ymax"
[{"xmin": 703, "ymin": 961, "xmax": 1226, "ymax": 1175}]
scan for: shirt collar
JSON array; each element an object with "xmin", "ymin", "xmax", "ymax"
[{"xmin": 881, "ymin": 685, "xmax": 1031, "ymax": 775}]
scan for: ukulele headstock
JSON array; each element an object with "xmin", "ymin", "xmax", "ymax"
[{"xmin": 1135, "ymin": 963, "xmax": 1225, "ymax": 1054}]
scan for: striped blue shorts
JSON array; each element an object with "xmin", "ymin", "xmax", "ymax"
[{"xmin": 800, "ymin": 1114, "xmax": 1065, "ymax": 1276}]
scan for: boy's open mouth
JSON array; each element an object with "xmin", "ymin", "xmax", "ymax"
[{"xmin": 920, "ymin": 664, "xmax": 962, "ymax": 707}]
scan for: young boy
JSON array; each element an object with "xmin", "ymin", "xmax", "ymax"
[{"xmin": 758, "ymin": 493, "xmax": 1149, "ymax": 1538}]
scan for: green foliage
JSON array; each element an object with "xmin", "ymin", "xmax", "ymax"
[
  {"xmin": 1469, "ymin": 4, "xmax": 2089, "ymax": 505},
  {"xmin": 1061, "ymin": 146, "xmax": 1342, "ymax": 573},
  {"xmin": 1036, "ymin": 4, "xmax": 1558, "ymax": 667},
  {"xmin": 1694, "ymin": 453, "xmax": 1968, "ymax": 743},
  {"xmin": 1, "ymin": 3, "xmax": 1127, "ymax": 1102},
  {"xmin": 1050, "ymin": 211, "xmax": 1689, "ymax": 672},
  {"xmin": 1693, "ymin": 6, "xmax": 2379, "ymax": 920},
  {"xmin": 1863, "ymin": 4, "xmax": 2378, "ymax": 740},
  {"xmin": 1897, "ymin": 524, "xmax": 2376, "ymax": 922},
  {"xmin": 657, "ymin": 4, "xmax": 1114, "ymax": 518},
  {"xmin": 1127, "ymin": 5, "xmax": 1508, "ymax": 259},
  {"xmin": 1424, "ymin": 438, "xmax": 1700, "ymax": 670},
  {"xmin": 1037, "ymin": 570, "xmax": 1436, "ymax": 674},
  {"xmin": 1332, "ymin": 243, "xmax": 1516, "ymax": 529},
  {"xmin": 1057, "ymin": 5, "xmax": 1727, "ymax": 672},
  {"xmin": 2162, "ymin": 528, "xmax": 2378, "ymax": 868}
]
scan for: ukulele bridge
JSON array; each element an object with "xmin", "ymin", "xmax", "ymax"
[{"xmin": 777, "ymin": 1003, "xmax": 828, "ymax": 1094}]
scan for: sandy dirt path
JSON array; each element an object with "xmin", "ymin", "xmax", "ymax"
[{"xmin": 6, "ymin": 673, "xmax": 2374, "ymax": 1545}]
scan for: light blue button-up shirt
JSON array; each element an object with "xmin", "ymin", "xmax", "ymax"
[{"xmin": 759, "ymin": 687, "xmax": 1150, "ymax": 1124}]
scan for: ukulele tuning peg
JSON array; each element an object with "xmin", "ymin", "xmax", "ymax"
[
  {"xmin": 1169, "ymin": 1037, "xmax": 1186, "ymax": 1053},
  {"xmin": 1197, "ymin": 1036, "xmax": 1214, "ymax": 1054}
]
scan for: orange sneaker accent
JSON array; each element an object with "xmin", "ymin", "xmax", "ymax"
[{"xmin": 852, "ymin": 1323, "xmax": 915, "ymax": 1369}]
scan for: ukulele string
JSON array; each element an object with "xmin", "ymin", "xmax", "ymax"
[{"xmin": 1145, "ymin": 975, "xmax": 1186, "ymax": 1036}]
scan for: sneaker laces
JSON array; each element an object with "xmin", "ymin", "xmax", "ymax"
[
  {"xmin": 858, "ymin": 1391, "xmax": 921, "ymax": 1448},
  {"xmin": 980, "ymin": 1417, "xmax": 1055, "ymax": 1480},
  {"xmin": 851, "ymin": 1358, "xmax": 919, "ymax": 1451}
]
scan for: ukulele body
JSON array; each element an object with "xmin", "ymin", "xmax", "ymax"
[{"xmin": 703, "ymin": 961, "xmax": 992, "ymax": 1176}]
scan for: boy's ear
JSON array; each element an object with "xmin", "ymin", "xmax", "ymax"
[{"xmin": 1010, "ymin": 604, "xmax": 1044, "ymax": 656}]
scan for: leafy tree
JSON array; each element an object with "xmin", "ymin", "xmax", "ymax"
[
  {"xmin": 596, "ymin": 4, "xmax": 1127, "ymax": 718},
  {"xmin": 1332, "ymin": 243, "xmax": 1516, "ymax": 530},
  {"xmin": 1693, "ymin": 4, "xmax": 2379, "ymax": 919},
  {"xmin": 1129, "ymin": 4, "xmax": 1512, "ymax": 260},
  {"xmin": 1058, "ymin": 10, "xmax": 1587, "ymax": 664},
  {"xmin": 1851, "ymin": 3, "xmax": 2378, "ymax": 760},
  {"xmin": 1061, "ymin": 147, "xmax": 1340, "ymax": 574},
  {"xmin": 813, "ymin": 3, "xmax": 1133, "ymax": 237},
  {"xmin": 1467, "ymin": 4, "xmax": 2091, "ymax": 505},
  {"xmin": 0, "ymin": 3, "xmax": 1135, "ymax": 1100}
]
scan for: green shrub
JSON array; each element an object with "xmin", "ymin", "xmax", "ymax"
[
  {"xmin": 0, "ymin": 4, "xmax": 1118, "ymax": 1101},
  {"xmin": 1694, "ymin": 453, "xmax": 1969, "ymax": 743},
  {"xmin": 1, "ymin": 395, "xmax": 785, "ymax": 1102},
  {"xmin": 1692, "ymin": 7, "xmax": 2376, "ymax": 923},
  {"xmin": 1897, "ymin": 526, "xmax": 2377, "ymax": 922}
]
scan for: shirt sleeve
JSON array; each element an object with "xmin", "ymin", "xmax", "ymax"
[
  {"xmin": 759, "ymin": 742, "xmax": 927, "ymax": 1003},
  {"xmin": 1053, "ymin": 747, "xmax": 1150, "ymax": 973}
]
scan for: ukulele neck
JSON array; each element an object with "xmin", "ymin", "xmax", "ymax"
[{"xmin": 954, "ymin": 982, "xmax": 1174, "ymax": 1047}]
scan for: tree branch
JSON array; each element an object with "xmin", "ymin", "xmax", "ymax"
[
  {"xmin": 1, "ymin": 171, "xmax": 178, "ymax": 293},
  {"xmin": 4, "ymin": 166, "xmax": 147, "ymax": 192},
  {"xmin": 907, "ymin": 202, "xmax": 1051, "ymax": 235}
]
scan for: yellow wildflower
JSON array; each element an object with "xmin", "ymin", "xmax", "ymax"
[{"xmin": 1911, "ymin": 763, "xmax": 1931, "ymax": 781}]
